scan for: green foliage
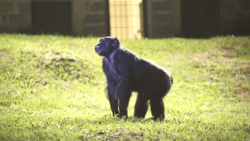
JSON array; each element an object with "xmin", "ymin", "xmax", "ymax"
[{"xmin": 0, "ymin": 34, "xmax": 249, "ymax": 140}]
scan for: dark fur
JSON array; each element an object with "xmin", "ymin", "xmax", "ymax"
[{"xmin": 95, "ymin": 37, "xmax": 173, "ymax": 120}]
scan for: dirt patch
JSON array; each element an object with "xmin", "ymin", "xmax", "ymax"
[
  {"xmin": 80, "ymin": 130, "xmax": 165, "ymax": 141},
  {"xmin": 221, "ymin": 47, "xmax": 236, "ymax": 58},
  {"xmin": 173, "ymin": 47, "xmax": 250, "ymax": 101},
  {"xmin": 230, "ymin": 86, "xmax": 249, "ymax": 95},
  {"xmin": 230, "ymin": 86, "xmax": 250, "ymax": 100},
  {"xmin": 239, "ymin": 65, "xmax": 250, "ymax": 77},
  {"xmin": 79, "ymin": 131, "xmax": 145, "ymax": 141},
  {"xmin": 41, "ymin": 51, "xmax": 78, "ymax": 63},
  {"xmin": 0, "ymin": 49, "xmax": 7, "ymax": 52},
  {"xmin": 179, "ymin": 47, "xmax": 250, "ymax": 67},
  {"xmin": 38, "ymin": 51, "xmax": 95, "ymax": 82}
]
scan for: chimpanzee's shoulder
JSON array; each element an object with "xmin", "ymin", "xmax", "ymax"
[{"xmin": 117, "ymin": 47, "xmax": 138, "ymax": 58}]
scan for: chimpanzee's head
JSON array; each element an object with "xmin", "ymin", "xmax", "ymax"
[{"xmin": 95, "ymin": 37, "xmax": 120, "ymax": 56}]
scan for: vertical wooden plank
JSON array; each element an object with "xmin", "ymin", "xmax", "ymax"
[{"xmin": 109, "ymin": 0, "xmax": 143, "ymax": 39}]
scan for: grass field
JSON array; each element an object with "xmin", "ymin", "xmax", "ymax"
[{"xmin": 0, "ymin": 34, "xmax": 249, "ymax": 140}]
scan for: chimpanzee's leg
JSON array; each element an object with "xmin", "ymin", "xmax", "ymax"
[
  {"xmin": 118, "ymin": 92, "xmax": 132, "ymax": 117},
  {"xmin": 107, "ymin": 84, "xmax": 119, "ymax": 116},
  {"xmin": 114, "ymin": 81, "xmax": 132, "ymax": 117},
  {"xmin": 108, "ymin": 96, "xmax": 119, "ymax": 116},
  {"xmin": 150, "ymin": 98, "xmax": 165, "ymax": 121},
  {"xmin": 134, "ymin": 94, "xmax": 148, "ymax": 118}
]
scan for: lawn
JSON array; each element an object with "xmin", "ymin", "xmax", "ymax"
[{"xmin": 0, "ymin": 34, "xmax": 249, "ymax": 140}]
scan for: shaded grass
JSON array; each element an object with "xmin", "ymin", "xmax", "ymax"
[{"xmin": 0, "ymin": 34, "xmax": 249, "ymax": 140}]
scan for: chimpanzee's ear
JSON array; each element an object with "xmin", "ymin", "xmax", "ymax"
[{"xmin": 113, "ymin": 38, "xmax": 120, "ymax": 48}]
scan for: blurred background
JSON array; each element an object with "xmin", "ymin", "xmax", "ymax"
[{"xmin": 0, "ymin": 0, "xmax": 249, "ymax": 39}]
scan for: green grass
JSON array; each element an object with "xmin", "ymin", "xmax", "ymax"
[{"xmin": 0, "ymin": 34, "xmax": 249, "ymax": 140}]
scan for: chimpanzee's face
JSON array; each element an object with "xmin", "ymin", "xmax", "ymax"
[
  {"xmin": 95, "ymin": 37, "xmax": 120, "ymax": 56},
  {"xmin": 95, "ymin": 38, "xmax": 111, "ymax": 56}
]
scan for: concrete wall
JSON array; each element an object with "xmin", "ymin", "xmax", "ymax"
[
  {"xmin": 1, "ymin": 0, "xmax": 249, "ymax": 37},
  {"xmin": 145, "ymin": 0, "xmax": 181, "ymax": 38},
  {"xmin": 0, "ymin": 0, "xmax": 109, "ymax": 36},
  {"xmin": 220, "ymin": 0, "xmax": 250, "ymax": 36},
  {"xmin": 0, "ymin": 0, "xmax": 32, "ymax": 33},
  {"xmin": 72, "ymin": 0, "xmax": 109, "ymax": 36}
]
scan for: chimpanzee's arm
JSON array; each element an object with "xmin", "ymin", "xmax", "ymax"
[
  {"xmin": 112, "ymin": 51, "xmax": 133, "ymax": 117},
  {"xmin": 102, "ymin": 58, "xmax": 119, "ymax": 116}
]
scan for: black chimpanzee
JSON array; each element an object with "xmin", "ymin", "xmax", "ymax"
[{"xmin": 94, "ymin": 36, "xmax": 173, "ymax": 120}]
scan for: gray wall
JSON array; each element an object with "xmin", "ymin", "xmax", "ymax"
[
  {"xmin": 0, "ymin": 0, "xmax": 109, "ymax": 36},
  {"xmin": 145, "ymin": 0, "xmax": 182, "ymax": 38},
  {"xmin": 72, "ymin": 0, "xmax": 109, "ymax": 36},
  {"xmin": 0, "ymin": 0, "xmax": 249, "ymax": 37},
  {"xmin": 220, "ymin": 0, "xmax": 250, "ymax": 36},
  {"xmin": 0, "ymin": 0, "xmax": 32, "ymax": 33}
]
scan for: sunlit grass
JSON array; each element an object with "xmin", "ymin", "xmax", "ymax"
[{"xmin": 0, "ymin": 34, "xmax": 249, "ymax": 140}]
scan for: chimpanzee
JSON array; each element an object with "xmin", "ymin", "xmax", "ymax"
[{"xmin": 94, "ymin": 36, "xmax": 173, "ymax": 120}]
